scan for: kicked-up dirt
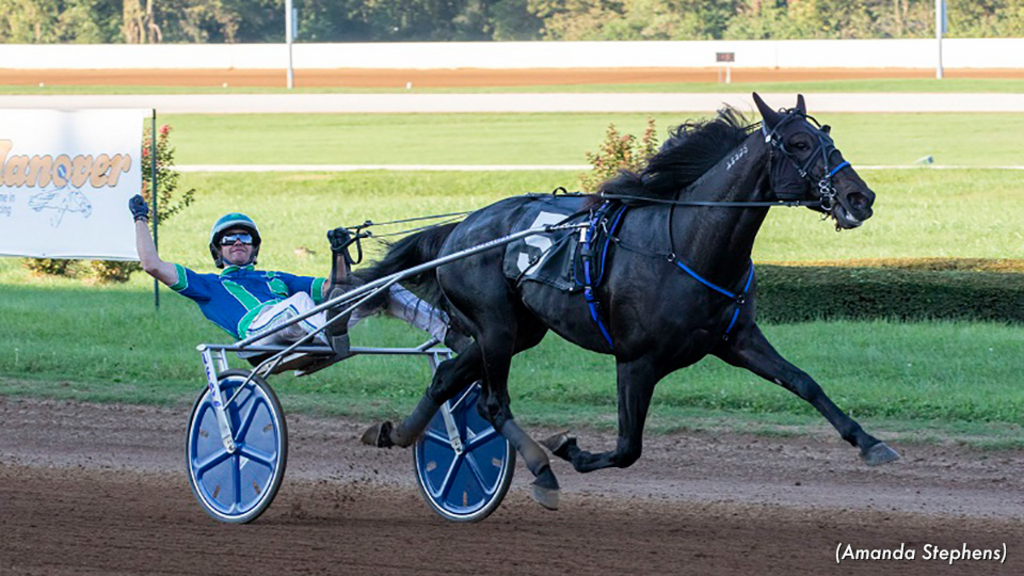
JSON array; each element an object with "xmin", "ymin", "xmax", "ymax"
[{"xmin": 0, "ymin": 396, "xmax": 1021, "ymax": 575}]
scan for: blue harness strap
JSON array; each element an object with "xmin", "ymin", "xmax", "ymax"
[
  {"xmin": 577, "ymin": 201, "xmax": 755, "ymax": 347},
  {"xmin": 827, "ymin": 160, "xmax": 850, "ymax": 178},
  {"xmin": 674, "ymin": 259, "xmax": 755, "ymax": 340},
  {"xmin": 578, "ymin": 202, "xmax": 627, "ymax": 349},
  {"xmin": 584, "ymin": 286, "xmax": 614, "ymax": 349}
]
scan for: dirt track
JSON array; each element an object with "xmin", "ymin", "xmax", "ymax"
[
  {"xmin": 3, "ymin": 64, "xmax": 1022, "ymax": 575},
  {"xmin": 2, "ymin": 67, "xmax": 1022, "ymax": 88},
  {"xmin": 1, "ymin": 396, "xmax": 1021, "ymax": 575}
]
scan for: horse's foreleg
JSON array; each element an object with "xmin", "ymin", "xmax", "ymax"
[
  {"xmin": 361, "ymin": 343, "xmax": 482, "ymax": 448},
  {"xmin": 714, "ymin": 323, "xmax": 900, "ymax": 466},
  {"xmin": 543, "ymin": 356, "xmax": 659, "ymax": 473}
]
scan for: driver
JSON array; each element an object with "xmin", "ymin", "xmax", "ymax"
[{"xmin": 128, "ymin": 194, "xmax": 463, "ymax": 352}]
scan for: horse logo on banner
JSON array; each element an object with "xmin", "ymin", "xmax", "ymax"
[{"xmin": 27, "ymin": 165, "xmax": 93, "ymax": 227}]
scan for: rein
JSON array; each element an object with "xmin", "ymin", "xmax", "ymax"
[
  {"xmin": 335, "ymin": 210, "xmax": 475, "ymax": 263},
  {"xmin": 599, "ymin": 193, "xmax": 822, "ymax": 208},
  {"xmin": 345, "ymin": 210, "xmax": 475, "ymax": 237}
]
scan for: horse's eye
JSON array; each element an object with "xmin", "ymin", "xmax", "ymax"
[{"xmin": 793, "ymin": 141, "xmax": 809, "ymax": 151}]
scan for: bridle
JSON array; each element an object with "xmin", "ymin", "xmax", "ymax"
[
  {"xmin": 762, "ymin": 109, "xmax": 851, "ymax": 215},
  {"xmin": 601, "ymin": 110, "xmax": 851, "ymax": 215}
]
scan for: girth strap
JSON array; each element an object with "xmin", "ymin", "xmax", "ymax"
[
  {"xmin": 672, "ymin": 258, "xmax": 755, "ymax": 340},
  {"xmin": 606, "ymin": 230, "xmax": 756, "ymax": 341}
]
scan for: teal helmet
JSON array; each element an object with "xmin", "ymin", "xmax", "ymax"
[{"xmin": 209, "ymin": 213, "xmax": 261, "ymax": 268}]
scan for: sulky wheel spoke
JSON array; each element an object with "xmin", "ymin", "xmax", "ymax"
[
  {"xmin": 423, "ymin": 428, "xmax": 454, "ymax": 447},
  {"xmin": 446, "ymin": 384, "xmax": 477, "ymax": 414},
  {"xmin": 232, "ymin": 454, "xmax": 242, "ymax": 509},
  {"xmin": 224, "ymin": 383, "xmax": 254, "ymax": 418},
  {"xmin": 437, "ymin": 452, "xmax": 465, "ymax": 501},
  {"xmin": 233, "ymin": 395, "xmax": 266, "ymax": 442},
  {"xmin": 194, "ymin": 448, "xmax": 232, "ymax": 475},
  {"xmin": 463, "ymin": 453, "xmax": 492, "ymax": 496},
  {"xmin": 464, "ymin": 427, "xmax": 499, "ymax": 451},
  {"xmin": 237, "ymin": 445, "xmax": 276, "ymax": 468}
]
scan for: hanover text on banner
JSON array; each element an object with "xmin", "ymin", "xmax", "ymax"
[{"xmin": 0, "ymin": 109, "xmax": 150, "ymax": 260}]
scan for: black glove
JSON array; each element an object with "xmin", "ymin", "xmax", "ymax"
[{"xmin": 129, "ymin": 194, "xmax": 149, "ymax": 222}]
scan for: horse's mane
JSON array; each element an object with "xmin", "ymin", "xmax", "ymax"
[{"xmin": 600, "ymin": 107, "xmax": 755, "ymax": 202}]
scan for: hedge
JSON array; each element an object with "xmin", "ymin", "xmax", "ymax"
[{"xmin": 755, "ymin": 264, "xmax": 1024, "ymax": 324}]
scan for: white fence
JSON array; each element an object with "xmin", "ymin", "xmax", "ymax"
[
  {"xmin": 5, "ymin": 93, "xmax": 1024, "ymax": 113},
  {"xmin": 0, "ymin": 38, "xmax": 1021, "ymax": 70}
]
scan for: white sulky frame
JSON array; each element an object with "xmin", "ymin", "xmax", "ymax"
[{"xmin": 196, "ymin": 221, "xmax": 587, "ymax": 454}]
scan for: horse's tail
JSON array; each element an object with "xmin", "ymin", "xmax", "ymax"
[{"xmin": 355, "ymin": 222, "xmax": 458, "ymax": 306}]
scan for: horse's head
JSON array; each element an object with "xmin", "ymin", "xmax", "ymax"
[
  {"xmin": 59, "ymin": 189, "xmax": 92, "ymax": 217},
  {"xmin": 753, "ymin": 92, "xmax": 874, "ymax": 229}
]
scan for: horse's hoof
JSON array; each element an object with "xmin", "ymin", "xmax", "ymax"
[
  {"xmin": 862, "ymin": 441, "xmax": 900, "ymax": 466},
  {"xmin": 531, "ymin": 483, "xmax": 560, "ymax": 511},
  {"xmin": 360, "ymin": 421, "xmax": 394, "ymax": 448},
  {"xmin": 540, "ymin": 430, "xmax": 574, "ymax": 461}
]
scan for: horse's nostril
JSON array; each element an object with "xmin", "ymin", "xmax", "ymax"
[{"xmin": 849, "ymin": 192, "xmax": 870, "ymax": 210}]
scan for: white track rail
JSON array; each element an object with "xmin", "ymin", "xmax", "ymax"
[{"xmin": 2, "ymin": 93, "xmax": 1023, "ymax": 114}]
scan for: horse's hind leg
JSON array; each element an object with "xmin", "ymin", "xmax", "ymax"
[
  {"xmin": 543, "ymin": 355, "xmax": 659, "ymax": 473},
  {"xmin": 473, "ymin": 321, "xmax": 561, "ymax": 510},
  {"xmin": 361, "ymin": 342, "xmax": 483, "ymax": 448},
  {"xmin": 714, "ymin": 322, "xmax": 900, "ymax": 466}
]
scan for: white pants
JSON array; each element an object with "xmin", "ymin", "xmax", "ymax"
[{"xmin": 246, "ymin": 285, "xmax": 450, "ymax": 346}]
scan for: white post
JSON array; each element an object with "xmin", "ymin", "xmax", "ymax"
[
  {"xmin": 285, "ymin": 0, "xmax": 294, "ymax": 89},
  {"xmin": 715, "ymin": 52, "xmax": 735, "ymax": 84},
  {"xmin": 935, "ymin": 0, "xmax": 944, "ymax": 79}
]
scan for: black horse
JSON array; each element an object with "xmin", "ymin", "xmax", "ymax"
[{"xmin": 360, "ymin": 93, "xmax": 900, "ymax": 510}]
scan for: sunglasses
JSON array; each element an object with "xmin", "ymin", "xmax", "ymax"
[{"xmin": 219, "ymin": 233, "xmax": 253, "ymax": 246}]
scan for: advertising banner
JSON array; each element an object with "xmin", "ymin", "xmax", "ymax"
[{"xmin": 0, "ymin": 109, "xmax": 150, "ymax": 260}]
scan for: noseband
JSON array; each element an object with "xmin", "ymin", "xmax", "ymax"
[{"xmin": 762, "ymin": 111, "xmax": 850, "ymax": 214}]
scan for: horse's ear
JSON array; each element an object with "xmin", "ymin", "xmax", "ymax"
[
  {"xmin": 752, "ymin": 92, "xmax": 781, "ymax": 130},
  {"xmin": 795, "ymin": 94, "xmax": 807, "ymax": 115}
]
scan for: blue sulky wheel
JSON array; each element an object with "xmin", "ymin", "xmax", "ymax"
[
  {"xmin": 413, "ymin": 382, "xmax": 515, "ymax": 522},
  {"xmin": 186, "ymin": 369, "xmax": 287, "ymax": 524}
]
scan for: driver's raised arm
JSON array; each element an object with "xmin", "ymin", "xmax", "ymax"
[{"xmin": 129, "ymin": 194, "xmax": 177, "ymax": 286}]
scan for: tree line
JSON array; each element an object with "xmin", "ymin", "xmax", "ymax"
[{"xmin": 1, "ymin": 0, "xmax": 1021, "ymax": 44}]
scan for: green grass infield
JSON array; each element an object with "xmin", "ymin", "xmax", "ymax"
[
  {"xmin": 2, "ymin": 168, "xmax": 1016, "ymax": 284},
  {"xmin": 163, "ymin": 112, "xmax": 1024, "ymax": 168},
  {"xmin": 1, "ymin": 166, "xmax": 1022, "ymax": 445},
  {"xmin": 1, "ymin": 278, "xmax": 1021, "ymax": 447}
]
